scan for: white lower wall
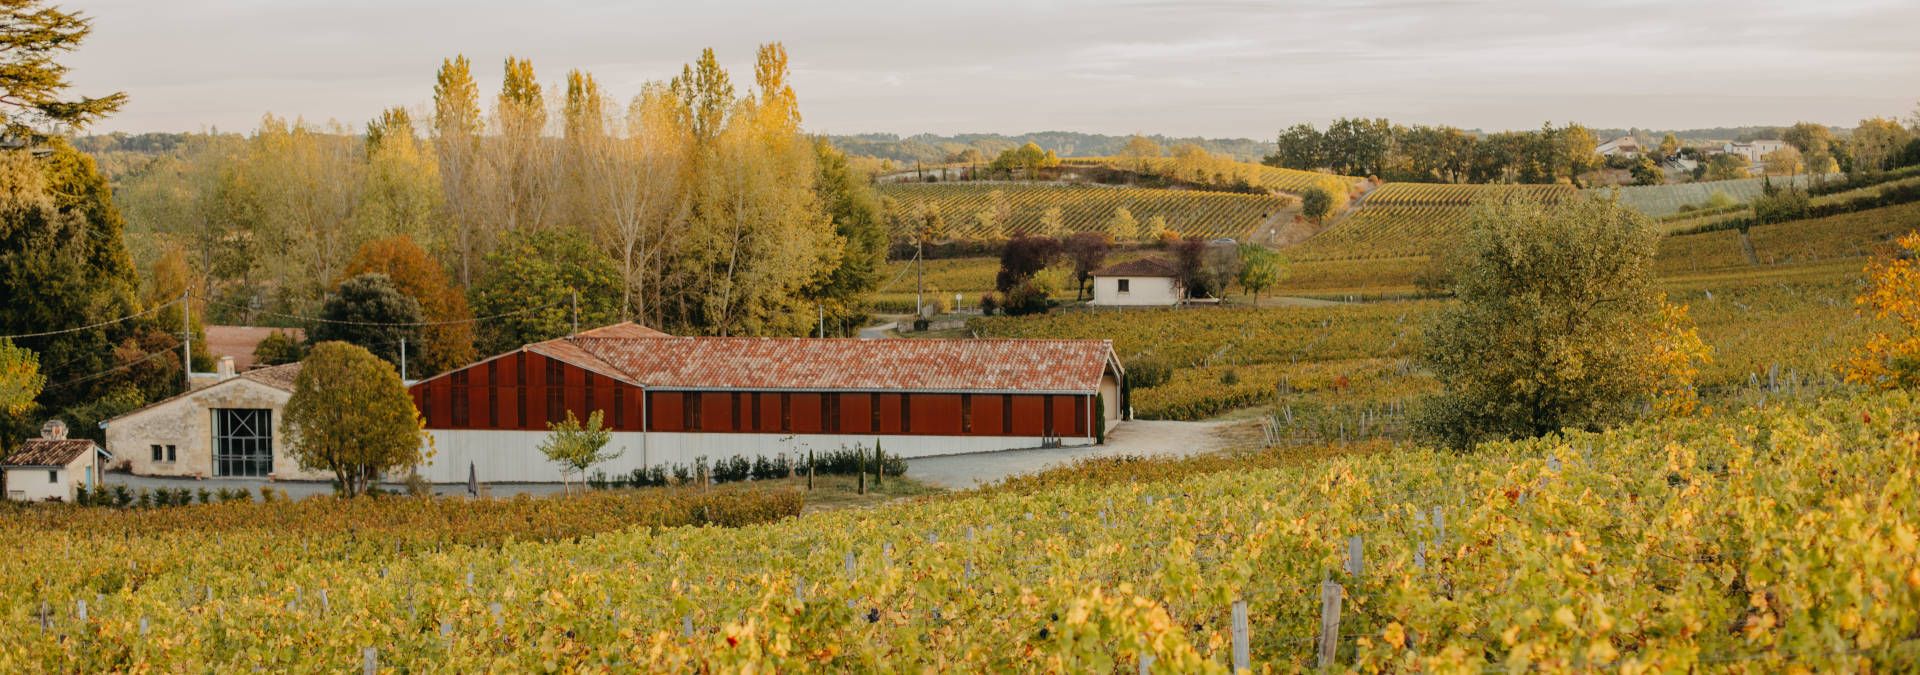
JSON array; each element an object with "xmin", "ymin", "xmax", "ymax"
[
  {"xmin": 419, "ymin": 430, "xmax": 1097, "ymax": 484},
  {"xmin": 5, "ymin": 467, "xmax": 67, "ymax": 502}
]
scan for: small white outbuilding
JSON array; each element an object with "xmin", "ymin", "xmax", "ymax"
[
  {"xmin": 1089, "ymin": 257, "xmax": 1184, "ymax": 307},
  {"xmin": 3, "ymin": 420, "xmax": 111, "ymax": 503}
]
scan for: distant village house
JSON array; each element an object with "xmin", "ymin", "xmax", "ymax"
[{"xmin": 1088, "ymin": 258, "xmax": 1184, "ymax": 307}]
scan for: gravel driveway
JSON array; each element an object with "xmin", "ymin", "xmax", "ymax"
[{"xmin": 905, "ymin": 419, "xmax": 1238, "ymax": 489}]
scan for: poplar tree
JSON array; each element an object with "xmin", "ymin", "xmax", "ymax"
[
  {"xmin": 432, "ymin": 55, "xmax": 484, "ymax": 285},
  {"xmin": 494, "ymin": 56, "xmax": 553, "ymax": 234}
]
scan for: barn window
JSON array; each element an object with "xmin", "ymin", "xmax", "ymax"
[
  {"xmin": 1002, "ymin": 395, "xmax": 1013, "ymax": 434},
  {"xmin": 516, "ymin": 356, "xmax": 528, "ymax": 427},
  {"xmin": 961, "ymin": 394, "xmax": 973, "ymax": 433},
  {"xmin": 486, "ymin": 361, "xmax": 499, "ymax": 429},
  {"xmin": 870, "ymin": 393, "xmax": 881, "ymax": 432},
  {"xmin": 685, "ymin": 393, "xmax": 703, "ymax": 431},
  {"xmin": 613, "ymin": 387, "xmax": 626, "ymax": 429},
  {"xmin": 731, "ymin": 392, "xmax": 743, "ymax": 430},
  {"xmin": 546, "ymin": 359, "xmax": 565, "ymax": 423},
  {"xmin": 900, "ymin": 393, "xmax": 912, "ymax": 433},
  {"xmin": 751, "ymin": 393, "xmax": 763, "ymax": 431},
  {"xmin": 584, "ymin": 372, "xmax": 597, "ymax": 419},
  {"xmin": 780, "ymin": 393, "xmax": 792, "ymax": 432},
  {"xmin": 451, "ymin": 370, "xmax": 470, "ymax": 427},
  {"xmin": 824, "ymin": 393, "xmax": 840, "ymax": 433}
]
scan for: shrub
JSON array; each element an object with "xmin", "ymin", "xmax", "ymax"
[
  {"xmin": 1000, "ymin": 279, "xmax": 1052, "ymax": 316},
  {"xmin": 1127, "ymin": 359, "xmax": 1173, "ymax": 389}
]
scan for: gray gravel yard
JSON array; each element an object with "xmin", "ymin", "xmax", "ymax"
[{"xmin": 905, "ymin": 419, "xmax": 1238, "ymax": 489}]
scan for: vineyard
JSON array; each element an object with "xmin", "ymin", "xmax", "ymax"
[
  {"xmin": 1287, "ymin": 184, "xmax": 1576, "ymax": 261},
  {"xmin": 5, "ymin": 390, "xmax": 1916, "ymax": 670},
  {"xmin": 1065, "ymin": 156, "xmax": 1363, "ymax": 206},
  {"xmin": 876, "ymin": 183, "xmax": 1291, "ymax": 241}
]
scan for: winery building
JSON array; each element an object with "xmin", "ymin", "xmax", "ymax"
[{"xmin": 406, "ymin": 323, "xmax": 1126, "ymax": 483}]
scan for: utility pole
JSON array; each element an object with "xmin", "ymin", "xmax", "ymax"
[
  {"xmin": 570, "ymin": 289, "xmax": 579, "ymax": 337},
  {"xmin": 915, "ymin": 237, "xmax": 924, "ymax": 319},
  {"xmin": 817, "ymin": 301, "xmax": 824, "ymax": 338},
  {"xmin": 180, "ymin": 291, "xmax": 191, "ymax": 392},
  {"xmin": 399, "ymin": 338, "xmax": 408, "ymax": 382}
]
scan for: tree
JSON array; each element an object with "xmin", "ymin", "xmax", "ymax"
[
  {"xmin": 1062, "ymin": 232, "xmax": 1110, "ymax": 300},
  {"xmin": 1842, "ymin": 231, "xmax": 1920, "ymax": 390},
  {"xmin": 1850, "ymin": 117, "xmax": 1912, "ymax": 175},
  {"xmin": 492, "ymin": 56, "xmax": 554, "ymax": 235},
  {"xmin": 1119, "ymin": 135, "xmax": 1161, "ymax": 172},
  {"xmin": 0, "ymin": 138, "xmax": 143, "ymax": 412},
  {"xmin": 1630, "ymin": 157, "xmax": 1664, "ymax": 186},
  {"xmin": 1036, "ymin": 206, "xmax": 1066, "ymax": 239},
  {"xmin": 1656, "ymin": 133, "xmax": 1681, "ymax": 160},
  {"xmin": 308, "ymin": 273, "xmax": 423, "ymax": 369},
  {"xmin": 1703, "ymin": 153, "xmax": 1751, "ymax": 181},
  {"xmin": 1103, "ymin": 207, "xmax": 1136, "ymax": 242},
  {"xmin": 806, "ymin": 139, "xmax": 888, "ymax": 329},
  {"xmin": 989, "ymin": 142, "xmax": 1059, "ymax": 179},
  {"xmin": 358, "ymin": 107, "xmax": 442, "ymax": 250},
  {"xmin": 469, "ymin": 229, "xmax": 622, "ymax": 353},
  {"xmin": 342, "ymin": 236, "xmax": 474, "ymax": 375},
  {"xmin": 252, "ymin": 330, "xmax": 304, "ymax": 367},
  {"xmin": 995, "ymin": 235, "xmax": 1061, "ymax": 292},
  {"xmin": 538, "ymin": 409, "xmax": 618, "ymax": 493},
  {"xmin": 1414, "ymin": 194, "xmax": 1709, "ymax": 449},
  {"xmin": 1760, "ymin": 146, "xmax": 1804, "ymax": 176},
  {"xmin": 0, "ymin": 0, "xmax": 125, "ymax": 138},
  {"xmin": 1171, "ymin": 238, "xmax": 1207, "ymax": 298},
  {"xmin": 1236, "ymin": 244, "xmax": 1281, "ymax": 301},
  {"xmin": 432, "ymin": 55, "xmax": 484, "ymax": 286},
  {"xmin": 282, "ymin": 341, "xmax": 427, "ymax": 497},
  {"xmin": 1139, "ymin": 214, "xmax": 1171, "ymax": 242},
  {"xmin": 1267, "ymin": 123, "xmax": 1325, "ymax": 170},
  {"xmin": 1300, "ymin": 187, "xmax": 1334, "ymax": 222},
  {"xmin": 0, "ymin": 338, "xmax": 43, "ymax": 417}
]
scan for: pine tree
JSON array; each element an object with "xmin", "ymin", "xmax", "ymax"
[{"xmin": 0, "ymin": 0, "xmax": 125, "ymax": 138}]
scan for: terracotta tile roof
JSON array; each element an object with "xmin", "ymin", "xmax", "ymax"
[
  {"xmin": 504, "ymin": 323, "xmax": 1117, "ymax": 393},
  {"xmin": 4, "ymin": 439, "xmax": 100, "ymax": 467},
  {"xmin": 205, "ymin": 326, "xmax": 305, "ymax": 371},
  {"xmin": 238, "ymin": 363, "xmax": 303, "ymax": 392},
  {"xmin": 1091, "ymin": 257, "xmax": 1178, "ymax": 278}
]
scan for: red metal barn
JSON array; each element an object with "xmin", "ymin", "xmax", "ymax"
[{"xmin": 407, "ymin": 323, "xmax": 1126, "ymax": 483}]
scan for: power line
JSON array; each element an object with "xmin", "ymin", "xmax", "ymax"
[
  {"xmin": 39, "ymin": 338, "xmax": 184, "ymax": 392},
  {"xmin": 192, "ymin": 294, "xmax": 567, "ymax": 328},
  {"xmin": 0, "ymin": 299, "xmax": 179, "ymax": 340}
]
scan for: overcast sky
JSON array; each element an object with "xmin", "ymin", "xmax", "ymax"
[{"xmin": 63, "ymin": 0, "xmax": 1920, "ymax": 139}]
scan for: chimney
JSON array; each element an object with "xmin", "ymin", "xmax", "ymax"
[
  {"xmin": 217, "ymin": 356, "xmax": 236, "ymax": 381},
  {"xmin": 39, "ymin": 419, "xmax": 68, "ymax": 440}
]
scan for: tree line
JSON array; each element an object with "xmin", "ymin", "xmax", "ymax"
[{"xmin": 1266, "ymin": 116, "xmax": 1920, "ymax": 185}]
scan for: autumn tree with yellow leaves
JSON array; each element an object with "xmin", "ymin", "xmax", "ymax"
[
  {"xmin": 1416, "ymin": 194, "xmax": 1711, "ymax": 449},
  {"xmin": 1842, "ymin": 232, "xmax": 1920, "ymax": 390}
]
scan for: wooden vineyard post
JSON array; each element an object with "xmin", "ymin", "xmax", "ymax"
[
  {"xmin": 363, "ymin": 647, "xmax": 377, "ymax": 675},
  {"xmin": 1318, "ymin": 580, "xmax": 1343, "ymax": 669},
  {"xmin": 1345, "ymin": 536, "xmax": 1364, "ymax": 577},
  {"xmin": 1231, "ymin": 599, "xmax": 1250, "ymax": 672},
  {"xmin": 857, "ymin": 445, "xmax": 868, "ymax": 495},
  {"xmin": 807, "ymin": 449, "xmax": 815, "ymax": 491},
  {"xmin": 1138, "ymin": 652, "xmax": 1155, "ymax": 675}
]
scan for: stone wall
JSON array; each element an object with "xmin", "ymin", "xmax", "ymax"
[{"xmin": 104, "ymin": 378, "xmax": 330, "ymax": 481}]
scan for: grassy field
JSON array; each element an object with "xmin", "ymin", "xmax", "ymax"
[
  {"xmin": 876, "ymin": 183, "xmax": 1290, "ymax": 241},
  {"xmin": 1589, "ymin": 174, "xmax": 1826, "ymax": 217}
]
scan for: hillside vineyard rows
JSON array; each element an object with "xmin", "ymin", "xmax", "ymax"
[
  {"xmin": 874, "ymin": 184, "xmax": 1291, "ymax": 241},
  {"xmin": 3, "ymin": 392, "xmax": 1914, "ymax": 670},
  {"xmin": 1069, "ymin": 157, "xmax": 1364, "ymax": 206},
  {"xmin": 1290, "ymin": 184, "xmax": 1576, "ymax": 261}
]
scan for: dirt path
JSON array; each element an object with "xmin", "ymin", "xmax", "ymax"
[{"xmin": 905, "ymin": 420, "xmax": 1241, "ymax": 489}]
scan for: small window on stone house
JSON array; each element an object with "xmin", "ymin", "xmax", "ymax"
[
  {"xmin": 1117, "ymin": 279, "xmax": 1131, "ymax": 294},
  {"xmin": 47, "ymin": 470, "xmax": 58, "ymax": 483},
  {"xmin": 167, "ymin": 445, "xmax": 177, "ymax": 462},
  {"xmin": 151, "ymin": 444, "xmax": 162, "ymax": 461}
]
